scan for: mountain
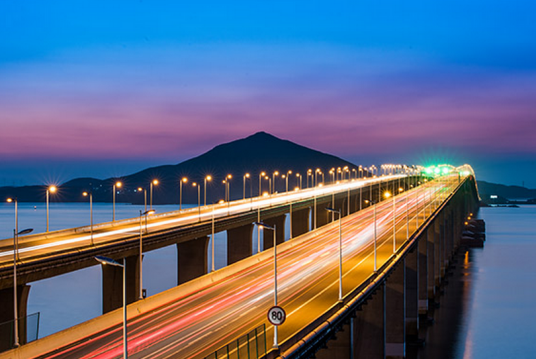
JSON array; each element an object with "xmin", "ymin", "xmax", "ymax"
[
  {"xmin": 1, "ymin": 132, "xmax": 362, "ymax": 204},
  {"xmin": 477, "ymin": 180, "xmax": 536, "ymax": 203}
]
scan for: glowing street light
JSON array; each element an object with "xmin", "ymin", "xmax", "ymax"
[
  {"xmin": 113, "ymin": 181, "xmax": 122, "ymax": 222},
  {"xmin": 192, "ymin": 182, "xmax": 201, "ymax": 219},
  {"xmin": 179, "ymin": 177, "xmax": 188, "ymax": 211},
  {"xmin": 325, "ymin": 207, "xmax": 343, "ymax": 302},
  {"xmin": 204, "ymin": 175, "xmax": 212, "ymax": 206},
  {"xmin": 272, "ymin": 171, "xmax": 279, "ymax": 194},
  {"xmin": 94, "ymin": 256, "xmax": 128, "ymax": 358},
  {"xmin": 285, "ymin": 171, "xmax": 292, "ymax": 192},
  {"xmin": 137, "ymin": 187, "xmax": 147, "ymax": 213},
  {"xmin": 296, "ymin": 173, "xmax": 302, "ymax": 189},
  {"xmin": 139, "ymin": 209, "xmax": 155, "ymax": 300},
  {"xmin": 243, "ymin": 173, "xmax": 250, "ymax": 200},
  {"xmin": 259, "ymin": 171, "xmax": 266, "ymax": 197},
  {"xmin": 46, "ymin": 185, "xmax": 57, "ymax": 232},
  {"xmin": 12, "ymin": 226, "xmax": 33, "ymax": 348},
  {"xmin": 150, "ymin": 179, "xmax": 158, "ymax": 210},
  {"xmin": 82, "ymin": 191, "xmax": 93, "ymax": 245}
]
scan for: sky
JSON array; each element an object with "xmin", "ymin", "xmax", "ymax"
[{"xmin": 1, "ymin": 1, "xmax": 535, "ymax": 187}]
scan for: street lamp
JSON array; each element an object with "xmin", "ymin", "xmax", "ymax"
[
  {"xmin": 12, "ymin": 227, "xmax": 33, "ymax": 348},
  {"xmin": 113, "ymin": 181, "xmax": 122, "ymax": 222},
  {"xmin": 150, "ymin": 179, "xmax": 158, "ymax": 210},
  {"xmin": 179, "ymin": 177, "xmax": 188, "ymax": 211},
  {"xmin": 325, "ymin": 207, "xmax": 343, "ymax": 302},
  {"xmin": 385, "ymin": 191, "xmax": 396, "ymax": 253},
  {"xmin": 203, "ymin": 175, "xmax": 212, "ymax": 207},
  {"xmin": 254, "ymin": 221, "xmax": 279, "ymax": 349},
  {"xmin": 307, "ymin": 169, "xmax": 312, "ymax": 188},
  {"xmin": 272, "ymin": 171, "xmax": 279, "ymax": 194},
  {"xmin": 226, "ymin": 174, "xmax": 232, "ymax": 201},
  {"xmin": 192, "ymin": 182, "xmax": 201, "ymax": 219},
  {"xmin": 259, "ymin": 172, "xmax": 266, "ymax": 197},
  {"xmin": 285, "ymin": 171, "xmax": 292, "ymax": 192},
  {"xmin": 137, "ymin": 187, "xmax": 147, "ymax": 213},
  {"xmin": 94, "ymin": 256, "xmax": 128, "ymax": 359},
  {"xmin": 315, "ymin": 169, "xmax": 321, "ymax": 187},
  {"xmin": 46, "ymin": 185, "xmax": 57, "ymax": 232},
  {"xmin": 139, "ymin": 210, "xmax": 155, "ymax": 300},
  {"xmin": 243, "ymin": 173, "xmax": 250, "ymax": 200},
  {"xmin": 296, "ymin": 173, "xmax": 302, "ymax": 189},
  {"xmin": 82, "ymin": 191, "xmax": 94, "ymax": 245}
]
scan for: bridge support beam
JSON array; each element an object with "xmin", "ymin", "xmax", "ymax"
[
  {"xmin": 355, "ymin": 283, "xmax": 385, "ymax": 358},
  {"xmin": 386, "ymin": 260, "xmax": 406, "ymax": 359},
  {"xmin": 291, "ymin": 208, "xmax": 310, "ymax": 238},
  {"xmin": 102, "ymin": 255, "xmax": 139, "ymax": 314},
  {"xmin": 405, "ymin": 247, "xmax": 419, "ymax": 342},
  {"xmin": 227, "ymin": 224, "xmax": 253, "ymax": 265},
  {"xmin": 0, "ymin": 285, "xmax": 30, "ymax": 351},
  {"xmin": 418, "ymin": 232, "xmax": 429, "ymax": 318},
  {"xmin": 427, "ymin": 227, "xmax": 437, "ymax": 306},
  {"xmin": 177, "ymin": 236, "xmax": 209, "ymax": 285},
  {"xmin": 315, "ymin": 201, "xmax": 330, "ymax": 228},
  {"xmin": 263, "ymin": 215, "xmax": 285, "ymax": 249},
  {"xmin": 314, "ymin": 322, "xmax": 352, "ymax": 359}
]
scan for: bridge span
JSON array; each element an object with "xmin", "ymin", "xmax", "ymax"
[{"xmin": 0, "ymin": 166, "xmax": 479, "ymax": 358}]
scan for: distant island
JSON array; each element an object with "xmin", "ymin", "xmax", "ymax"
[
  {"xmin": 477, "ymin": 180, "xmax": 536, "ymax": 206},
  {"xmin": 0, "ymin": 132, "xmax": 363, "ymax": 205}
]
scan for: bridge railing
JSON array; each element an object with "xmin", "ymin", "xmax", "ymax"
[
  {"xmin": 204, "ymin": 324, "xmax": 266, "ymax": 359},
  {"xmin": 0, "ymin": 312, "xmax": 40, "ymax": 353}
]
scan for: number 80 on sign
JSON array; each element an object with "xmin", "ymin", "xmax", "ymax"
[{"xmin": 267, "ymin": 306, "xmax": 286, "ymax": 326}]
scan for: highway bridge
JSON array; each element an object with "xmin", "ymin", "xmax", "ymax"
[{"xmin": 0, "ymin": 165, "xmax": 479, "ymax": 359}]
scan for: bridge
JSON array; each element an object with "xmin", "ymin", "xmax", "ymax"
[{"xmin": 0, "ymin": 165, "xmax": 479, "ymax": 358}]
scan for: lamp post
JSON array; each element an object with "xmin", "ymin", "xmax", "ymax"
[
  {"xmin": 95, "ymin": 256, "xmax": 127, "ymax": 359},
  {"xmin": 272, "ymin": 171, "xmax": 279, "ymax": 194},
  {"xmin": 325, "ymin": 207, "xmax": 343, "ymax": 301},
  {"xmin": 255, "ymin": 222, "xmax": 279, "ymax": 349},
  {"xmin": 150, "ymin": 179, "xmax": 158, "ymax": 210},
  {"xmin": 46, "ymin": 185, "xmax": 57, "ymax": 232},
  {"xmin": 285, "ymin": 171, "xmax": 292, "ymax": 192},
  {"xmin": 113, "ymin": 181, "xmax": 122, "ymax": 222},
  {"xmin": 12, "ymin": 227, "xmax": 33, "ymax": 348},
  {"xmin": 315, "ymin": 169, "xmax": 321, "ymax": 187},
  {"xmin": 243, "ymin": 173, "xmax": 250, "ymax": 200},
  {"xmin": 211, "ymin": 205, "xmax": 215, "ymax": 272},
  {"xmin": 82, "ymin": 191, "xmax": 93, "ymax": 246},
  {"xmin": 385, "ymin": 191, "xmax": 396, "ymax": 253},
  {"xmin": 137, "ymin": 187, "xmax": 147, "ymax": 213},
  {"xmin": 179, "ymin": 177, "xmax": 187, "ymax": 211},
  {"xmin": 307, "ymin": 169, "xmax": 312, "ymax": 188},
  {"xmin": 204, "ymin": 175, "xmax": 212, "ymax": 207},
  {"xmin": 366, "ymin": 200, "xmax": 378, "ymax": 272},
  {"xmin": 192, "ymin": 182, "xmax": 201, "ymax": 219},
  {"xmin": 139, "ymin": 210, "xmax": 155, "ymax": 300},
  {"xmin": 259, "ymin": 172, "xmax": 266, "ymax": 197},
  {"xmin": 226, "ymin": 174, "xmax": 232, "ymax": 201},
  {"xmin": 296, "ymin": 173, "xmax": 302, "ymax": 189}
]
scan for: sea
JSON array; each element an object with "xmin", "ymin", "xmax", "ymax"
[{"xmin": 1, "ymin": 203, "xmax": 535, "ymax": 358}]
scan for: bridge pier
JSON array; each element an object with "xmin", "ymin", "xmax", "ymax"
[
  {"xmin": 177, "ymin": 236, "xmax": 209, "ymax": 285},
  {"xmin": 315, "ymin": 200, "xmax": 330, "ymax": 228},
  {"xmin": 291, "ymin": 208, "xmax": 310, "ymax": 238},
  {"xmin": 427, "ymin": 227, "xmax": 437, "ymax": 308},
  {"xmin": 354, "ymin": 283, "xmax": 385, "ymax": 358},
  {"xmin": 0, "ymin": 285, "xmax": 30, "ymax": 351},
  {"xmin": 102, "ymin": 255, "xmax": 140, "ymax": 314},
  {"xmin": 314, "ymin": 321, "xmax": 352, "ymax": 359},
  {"xmin": 405, "ymin": 247, "xmax": 419, "ymax": 343},
  {"xmin": 418, "ymin": 231, "xmax": 429, "ymax": 318},
  {"xmin": 386, "ymin": 260, "xmax": 406, "ymax": 359},
  {"xmin": 227, "ymin": 224, "xmax": 253, "ymax": 265},
  {"xmin": 263, "ymin": 215, "xmax": 285, "ymax": 249}
]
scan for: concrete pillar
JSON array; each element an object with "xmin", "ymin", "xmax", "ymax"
[
  {"xmin": 434, "ymin": 218, "xmax": 441, "ymax": 287},
  {"xmin": 315, "ymin": 201, "xmax": 330, "ymax": 228},
  {"xmin": 0, "ymin": 285, "xmax": 30, "ymax": 351},
  {"xmin": 354, "ymin": 283, "xmax": 385, "ymax": 358},
  {"xmin": 405, "ymin": 248, "xmax": 419, "ymax": 342},
  {"xmin": 386, "ymin": 261, "xmax": 406, "ymax": 359},
  {"xmin": 418, "ymin": 233, "xmax": 429, "ymax": 317},
  {"xmin": 427, "ymin": 227, "xmax": 436, "ymax": 302},
  {"xmin": 102, "ymin": 255, "xmax": 139, "ymax": 314},
  {"xmin": 292, "ymin": 207, "xmax": 310, "ymax": 238},
  {"xmin": 315, "ymin": 322, "xmax": 352, "ymax": 359},
  {"xmin": 227, "ymin": 224, "xmax": 253, "ymax": 265},
  {"xmin": 263, "ymin": 215, "xmax": 285, "ymax": 249},
  {"xmin": 177, "ymin": 236, "xmax": 209, "ymax": 285}
]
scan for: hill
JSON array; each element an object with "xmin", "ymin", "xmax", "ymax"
[
  {"xmin": 477, "ymin": 180, "xmax": 536, "ymax": 203},
  {"xmin": 1, "ymin": 132, "xmax": 362, "ymax": 204}
]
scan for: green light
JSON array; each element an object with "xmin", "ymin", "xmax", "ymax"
[
  {"xmin": 442, "ymin": 167, "xmax": 450, "ymax": 174},
  {"xmin": 425, "ymin": 167, "xmax": 433, "ymax": 174},
  {"xmin": 434, "ymin": 167, "xmax": 441, "ymax": 174}
]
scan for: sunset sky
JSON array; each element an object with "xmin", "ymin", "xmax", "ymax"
[{"xmin": 2, "ymin": 1, "xmax": 535, "ymax": 187}]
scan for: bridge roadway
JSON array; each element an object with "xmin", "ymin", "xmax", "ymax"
[
  {"xmin": 0, "ymin": 173, "xmax": 461, "ymax": 359},
  {"xmin": 0, "ymin": 174, "xmax": 409, "ymax": 287}
]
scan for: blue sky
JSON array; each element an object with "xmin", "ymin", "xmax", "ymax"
[{"xmin": 1, "ymin": 1, "xmax": 535, "ymax": 187}]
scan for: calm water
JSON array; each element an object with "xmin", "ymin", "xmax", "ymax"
[
  {"xmin": 415, "ymin": 205, "xmax": 536, "ymax": 358},
  {"xmin": 0, "ymin": 202, "xmax": 290, "ymax": 338}
]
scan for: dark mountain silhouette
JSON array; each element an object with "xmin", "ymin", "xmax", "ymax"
[
  {"xmin": 1, "ymin": 132, "xmax": 363, "ymax": 204},
  {"xmin": 477, "ymin": 180, "xmax": 536, "ymax": 202}
]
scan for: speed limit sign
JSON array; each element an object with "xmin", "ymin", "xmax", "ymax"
[{"xmin": 267, "ymin": 306, "xmax": 286, "ymax": 326}]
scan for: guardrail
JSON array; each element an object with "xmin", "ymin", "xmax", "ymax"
[
  {"xmin": 0, "ymin": 312, "xmax": 40, "ymax": 353},
  {"xmin": 204, "ymin": 324, "xmax": 266, "ymax": 359}
]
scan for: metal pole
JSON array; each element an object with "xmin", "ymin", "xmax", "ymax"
[
  {"xmin": 46, "ymin": 189, "xmax": 49, "ymax": 232},
  {"xmin": 180, "ymin": 182, "xmax": 183, "ymax": 211},
  {"xmin": 338, "ymin": 211, "xmax": 342, "ymax": 301},
  {"xmin": 393, "ymin": 194, "xmax": 396, "ymax": 253},
  {"xmin": 90, "ymin": 193, "xmax": 93, "ymax": 245},
  {"xmin": 123, "ymin": 257, "xmax": 128, "ymax": 359},
  {"xmin": 243, "ymin": 176, "xmax": 246, "ymax": 200},
  {"xmin": 139, "ymin": 211, "xmax": 143, "ymax": 299},
  {"xmin": 257, "ymin": 207, "xmax": 261, "ymax": 253},
  {"xmin": 198, "ymin": 186, "xmax": 201, "ymax": 220},
  {"xmin": 374, "ymin": 202, "xmax": 377, "ymax": 272},
  {"xmin": 13, "ymin": 229, "xmax": 19, "ymax": 348},
  {"xmin": 211, "ymin": 208, "xmax": 215, "ymax": 272},
  {"xmin": 113, "ymin": 184, "xmax": 116, "ymax": 222},
  {"xmin": 273, "ymin": 224, "xmax": 278, "ymax": 349},
  {"xmin": 150, "ymin": 183, "xmax": 153, "ymax": 210},
  {"xmin": 144, "ymin": 190, "xmax": 147, "ymax": 213},
  {"xmin": 289, "ymin": 201, "xmax": 293, "ymax": 239}
]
